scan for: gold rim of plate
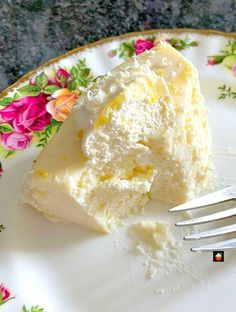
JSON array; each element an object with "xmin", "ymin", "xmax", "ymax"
[{"xmin": 1, "ymin": 28, "xmax": 236, "ymax": 98}]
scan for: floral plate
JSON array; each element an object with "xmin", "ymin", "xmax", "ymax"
[{"xmin": 1, "ymin": 29, "xmax": 236, "ymax": 312}]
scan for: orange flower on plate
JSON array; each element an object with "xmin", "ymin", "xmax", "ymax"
[{"xmin": 46, "ymin": 88, "xmax": 79, "ymax": 121}]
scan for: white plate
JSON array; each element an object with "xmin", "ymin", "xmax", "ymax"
[{"xmin": 1, "ymin": 30, "xmax": 236, "ymax": 312}]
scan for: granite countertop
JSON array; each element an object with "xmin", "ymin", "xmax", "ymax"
[{"xmin": 0, "ymin": 0, "xmax": 235, "ymax": 92}]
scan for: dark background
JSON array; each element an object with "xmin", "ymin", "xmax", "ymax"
[{"xmin": 0, "ymin": 0, "xmax": 235, "ymax": 91}]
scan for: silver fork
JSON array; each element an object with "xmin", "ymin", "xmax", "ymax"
[{"xmin": 169, "ymin": 185, "xmax": 236, "ymax": 252}]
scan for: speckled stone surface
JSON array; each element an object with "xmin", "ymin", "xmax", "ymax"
[{"xmin": 0, "ymin": 0, "xmax": 235, "ymax": 91}]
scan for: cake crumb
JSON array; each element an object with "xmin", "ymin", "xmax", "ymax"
[
  {"xmin": 128, "ymin": 220, "xmax": 191, "ymax": 279},
  {"xmin": 155, "ymin": 288, "xmax": 165, "ymax": 295},
  {"xmin": 171, "ymin": 283, "xmax": 182, "ymax": 292}
]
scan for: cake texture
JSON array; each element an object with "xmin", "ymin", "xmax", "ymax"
[
  {"xmin": 23, "ymin": 43, "xmax": 213, "ymax": 233},
  {"xmin": 129, "ymin": 220, "xmax": 190, "ymax": 278}
]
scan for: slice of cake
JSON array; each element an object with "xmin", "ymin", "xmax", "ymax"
[{"xmin": 23, "ymin": 43, "xmax": 213, "ymax": 233}]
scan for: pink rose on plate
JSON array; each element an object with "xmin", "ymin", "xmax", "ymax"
[
  {"xmin": 134, "ymin": 39, "xmax": 154, "ymax": 55},
  {"xmin": 31, "ymin": 68, "xmax": 70, "ymax": 88},
  {"xmin": 47, "ymin": 68, "xmax": 70, "ymax": 87},
  {"xmin": 0, "ymin": 284, "xmax": 15, "ymax": 305},
  {"xmin": 207, "ymin": 56, "xmax": 217, "ymax": 66},
  {"xmin": 56, "ymin": 68, "xmax": 70, "ymax": 80},
  {"xmin": 0, "ymin": 94, "xmax": 51, "ymax": 133},
  {"xmin": 1, "ymin": 132, "xmax": 32, "ymax": 151},
  {"xmin": 108, "ymin": 50, "xmax": 116, "ymax": 58},
  {"xmin": 232, "ymin": 63, "xmax": 236, "ymax": 76}
]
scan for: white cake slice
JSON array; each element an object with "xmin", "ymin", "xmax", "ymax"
[{"xmin": 23, "ymin": 44, "xmax": 213, "ymax": 233}]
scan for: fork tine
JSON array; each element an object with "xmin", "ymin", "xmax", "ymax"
[
  {"xmin": 191, "ymin": 238, "xmax": 236, "ymax": 252},
  {"xmin": 169, "ymin": 186, "xmax": 236, "ymax": 212},
  {"xmin": 184, "ymin": 224, "xmax": 236, "ymax": 240},
  {"xmin": 176, "ymin": 207, "xmax": 236, "ymax": 226}
]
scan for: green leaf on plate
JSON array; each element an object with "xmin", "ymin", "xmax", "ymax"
[
  {"xmin": 0, "ymin": 97, "xmax": 13, "ymax": 107},
  {"xmin": 214, "ymin": 55, "xmax": 226, "ymax": 64},
  {"xmin": 59, "ymin": 74, "xmax": 67, "ymax": 87},
  {"xmin": 117, "ymin": 41, "xmax": 135, "ymax": 60},
  {"xmin": 35, "ymin": 72, "xmax": 48, "ymax": 89},
  {"xmin": 225, "ymin": 40, "xmax": 236, "ymax": 54},
  {"xmin": 218, "ymin": 84, "xmax": 236, "ymax": 100},
  {"xmin": 77, "ymin": 77, "xmax": 87, "ymax": 87},
  {"xmin": 44, "ymin": 85, "xmax": 59, "ymax": 94},
  {"xmin": 169, "ymin": 36, "xmax": 199, "ymax": 51},
  {"xmin": 77, "ymin": 59, "xmax": 87, "ymax": 69},
  {"xmin": 0, "ymin": 123, "xmax": 14, "ymax": 133},
  {"xmin": 68, "ymin": 80, "xmax": 77, "ymax": 91},
  {"xmin": 50, "ymin": 118, "xmax": 62, "ymax": 126},
  {"xmin": 50, "ymin": 118, "xmax": 63, "ymax": 132},
  {"xmin": 5, "ymin": 150, "xmax": 15, "ymax": 159},
  {"xmin": 35, "ymin": 123, "xmax": 54, "ymax": 148},
  {"xmin": 19, "ymin": 85, "xmax": 41, "ymax": 96},
  {"xmin": 70, "ymin": 66, "xmax": 78, "ymax": 80},
  {"xmin": 222, "ymin": 55, "xmax": 236, "ymax": 70},
  {"xmin": 78, "ymin": 68, "xmax": 90, "ymax": 77},
  {"xmin": 109, "ymin": 49, "xmax": 117, "ymax": 56},
  {"xmin": 13, "ymin": 92, "xmax": 20, "ymax": 100},
  {"xmin": 22, "ymin": 305, "xmax": 44, "ymax": 312}
]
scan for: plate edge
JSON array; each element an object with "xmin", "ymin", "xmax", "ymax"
[{"xmin": 1, "ymin": 28, "xmax": 235, "ymax": 98}]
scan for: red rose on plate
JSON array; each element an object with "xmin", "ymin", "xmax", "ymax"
[
  {"xmin": 0, "ymin": 284, "xmax": 15, "ymax": 306},
  {"xmin": 207, "ymin": 56, "xmax": 217, "ymax": 66},
  {"xmin": 134, "ymin": 39, "xmax": 154, "ymax": 55},
  {"xmin": 1, "ymin": 132, "xmax": 32, "ymax": 151},
  {"xmin": 56, "ymin": 68, "xmax": 70, "ymax": 80},
  {"xmin": 0, "ymin": 94, "xmax": 51, "ymax": 133},
  {"xmin": 46, "ymin": 68, "xmax": 70, "ymax": 87}
]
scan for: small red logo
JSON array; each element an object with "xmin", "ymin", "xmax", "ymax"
[{"xmin": 213, "ymin": 251, "xmax": 224, "ymax": 262}]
